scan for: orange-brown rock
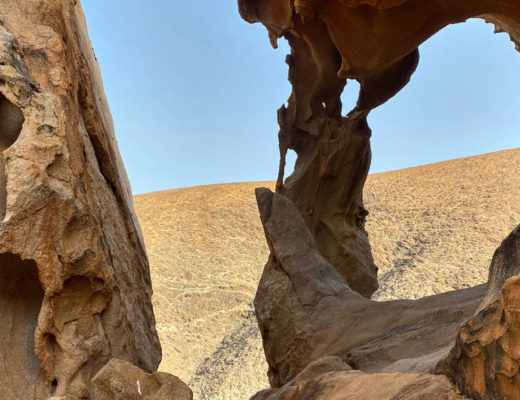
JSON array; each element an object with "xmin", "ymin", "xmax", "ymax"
[
  {"xmin": 446, "ymin": 226, "xmax": 520, "ymax": 399},
  {"xmin": 251, "ymin": 356, "xmax": 466, "ymax": 400},
  {"xmin": 91, "ymin": 359, "xmax": 192, "ymax": 400},
  {"xmin": 0, "ymin": 1, "xmax": 177, "ymax": 398},
  {"xmin": 255, "ymin": 188, "xmax": 483, "ymax": 387},
  {"xmin": 240, "ymin": 1, "xmax": 520, "ymax": 399}
]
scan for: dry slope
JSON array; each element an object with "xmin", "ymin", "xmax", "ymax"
[{"xmin": 133, "ymin": 148, "xmax": 520, "ymax": 400}]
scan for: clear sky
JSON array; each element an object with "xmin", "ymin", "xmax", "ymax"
[{"xmin": 82, "ymin": 2, "xmax": 520, "ymax": 195}]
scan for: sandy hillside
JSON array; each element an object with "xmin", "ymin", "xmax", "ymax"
[{"xmin": 133, "ymin": 148, "xmax": 520, "ymax": 400}]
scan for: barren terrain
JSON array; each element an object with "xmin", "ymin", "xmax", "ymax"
[{"xmin": 133, "ymin": 148, "xmax": 520, "ymax": 400}]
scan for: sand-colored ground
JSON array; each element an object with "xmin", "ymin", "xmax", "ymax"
[
  {"xmin": 133, "ymin": 182, "xmax": 274, "ymax": 386},
  {"xmin": 133, "ymin": 148, "xmax": 520, "ymax": 400}
]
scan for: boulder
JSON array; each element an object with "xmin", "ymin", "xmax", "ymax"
[{"xmin": 91, "ymin": 359, "xmax": 192, "ymax": 400}]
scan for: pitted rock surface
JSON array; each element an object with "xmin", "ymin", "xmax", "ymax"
[{"xmin": 0, "ymin": 1, "xmax": 184, "ymax": 398}]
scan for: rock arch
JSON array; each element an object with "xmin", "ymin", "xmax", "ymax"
[{"xmin": 239, "ymin": 1, "xmax": 520, "ymax": 398}]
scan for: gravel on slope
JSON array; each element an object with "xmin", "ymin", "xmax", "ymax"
[{"xmin": 134, "ymin": 148, "xmax": 520, "ymax": 400}]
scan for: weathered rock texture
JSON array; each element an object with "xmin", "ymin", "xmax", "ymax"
[
  {"xmin": 252, "ymin": 356, "xmax": 466, "ymax": 400},
  {"xmin": 0, "ymin": 1, "xmax": 169, "ymax": 398},
  {"xmin": 255, "ymin": 188, "xmax": 483, "ymax": 388},
  {"xmin": 238, "ymin": 0, "xmax": 520, "ymax": 299},
  {"xmin": 91, "ymin": 359, "xmax": 192, "ymax": 400},
  {"xmin": 446, "ymin": 226, "xmax": 520, "ymax": 399},
  {"xmin": 240, "ymin": 1, "xmax": 520, "ymax": 399}
]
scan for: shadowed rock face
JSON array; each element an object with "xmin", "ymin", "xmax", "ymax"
[
  {"xmin": 0, "ymin": 1, "xmax": 178, "ymax": 398},
  {"xmin": 0, "ymin": 92, "xmax": 24, "ymax": 219},
  {"xmin": 255, "ymin": 188, "xmax": 484, "ymax": 389},
  {"xmin": 0, "ymin": 254, "xmax": 43, "ymax": 399},
  {"xmin": 239, "ymin": 1, "xmax": 520, "ymax": 399}
]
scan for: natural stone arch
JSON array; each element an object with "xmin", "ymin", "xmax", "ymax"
[{"xmin": 239, "ymin": 1, "xmax": 520, "ymax": 399}]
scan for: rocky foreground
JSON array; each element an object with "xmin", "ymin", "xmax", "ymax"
[
  {"xmin": 134, "ymin": 148, "xmax": 520, "ymax": 400},
  {"xmin": 2, "ymin": 0, "xmax": 519, "ymax": 398}
]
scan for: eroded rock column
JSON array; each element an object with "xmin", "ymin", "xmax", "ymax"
[
  {"xmin": 0, "ymin": 1, "xmax": 174, "ymax": 398},
  {"xmin": 239, "ymin": 0, "xmax": 520, "ymax": 398}
]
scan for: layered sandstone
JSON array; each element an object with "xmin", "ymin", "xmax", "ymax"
[{"xmin": 0, "ymin": 1, "xmax": 179, "ymax": 398}]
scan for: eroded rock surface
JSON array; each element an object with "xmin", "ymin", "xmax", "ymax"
[
  {"xmin": 239, "ymin": 0, "xmax": 520, "ymax": 300},
  {"xmin": 240, "ymin": 1, "xmax": 520, "ymax": 399},
  {"xmin": 92, "ymin": 359, "xmax": 192, "ymax": 400},
  {"xmin": 255, "ymin": 188, "xmax": 484, "ymax": 387},
  {"xmin": 0, "ymin": 1, "xmax": 174, "ymax": 398},
  {"xmin": 251, "ymin": 356, "xmax": 466, "ymax": 400}
]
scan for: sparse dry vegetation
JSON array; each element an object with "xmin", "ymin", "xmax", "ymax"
[{"xmin": 134, "ymin": 148, "xmax": 520, "ymax": 400}]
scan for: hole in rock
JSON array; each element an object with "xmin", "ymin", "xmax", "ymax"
[
  {"xmin": 0, "ymin": 92, "xmax": 24, "ymax": 220},
  {"xmin": 283, "ymin": 149, "xmax": 297, "ymax": 182},
  {"xmin": 51, "ymin": 379, "xmax": 58, "ymax": 394},
  {"xmin": 0, "ymin": 253, "xmax": 44, "ymax": 398},
  {"xmin": 366, "ymin": 19, "xmax": 520, "ymax": 301},
  {"xmin": 340, "ymin": 79, "xmax": 361, "ymax": 116}
]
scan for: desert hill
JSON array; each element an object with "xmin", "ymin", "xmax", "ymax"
[{"xmin": 133, "ymin": 148, "xmax": 520, "ymax": 400}]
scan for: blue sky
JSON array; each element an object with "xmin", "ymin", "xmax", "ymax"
[{"xmin": 82, "ymin": 2, "xmax": 520, "ymax": 194}]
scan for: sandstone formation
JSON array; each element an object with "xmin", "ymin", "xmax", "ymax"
[
  {"xmin": 91, "ymin": 359, "xmax": 192, "ymax": 400},
  {"xmin": 238, "ymin": 0, "xmax": 520, "ymax": 298},
  {"xmin": 0, "ymin": 1, "xmax": 184, "ymax": 398},
  {"xmin": 446, "ymin": 226, "xmax": 520, "ymax": 398},
  {"xmin": 239, "ymin": 1, "xmax": 520, "ymax": 399},
  {"xmin": 251, "ymin": 356, "xmax": 466, "ymax": 400},
  {"xmin": 133, "ymin": 150, "xmax": 520, "ymax": 399},
  {"xmin": 255, "ymin": 188, "xmax": 484, "ymax": 388}
]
